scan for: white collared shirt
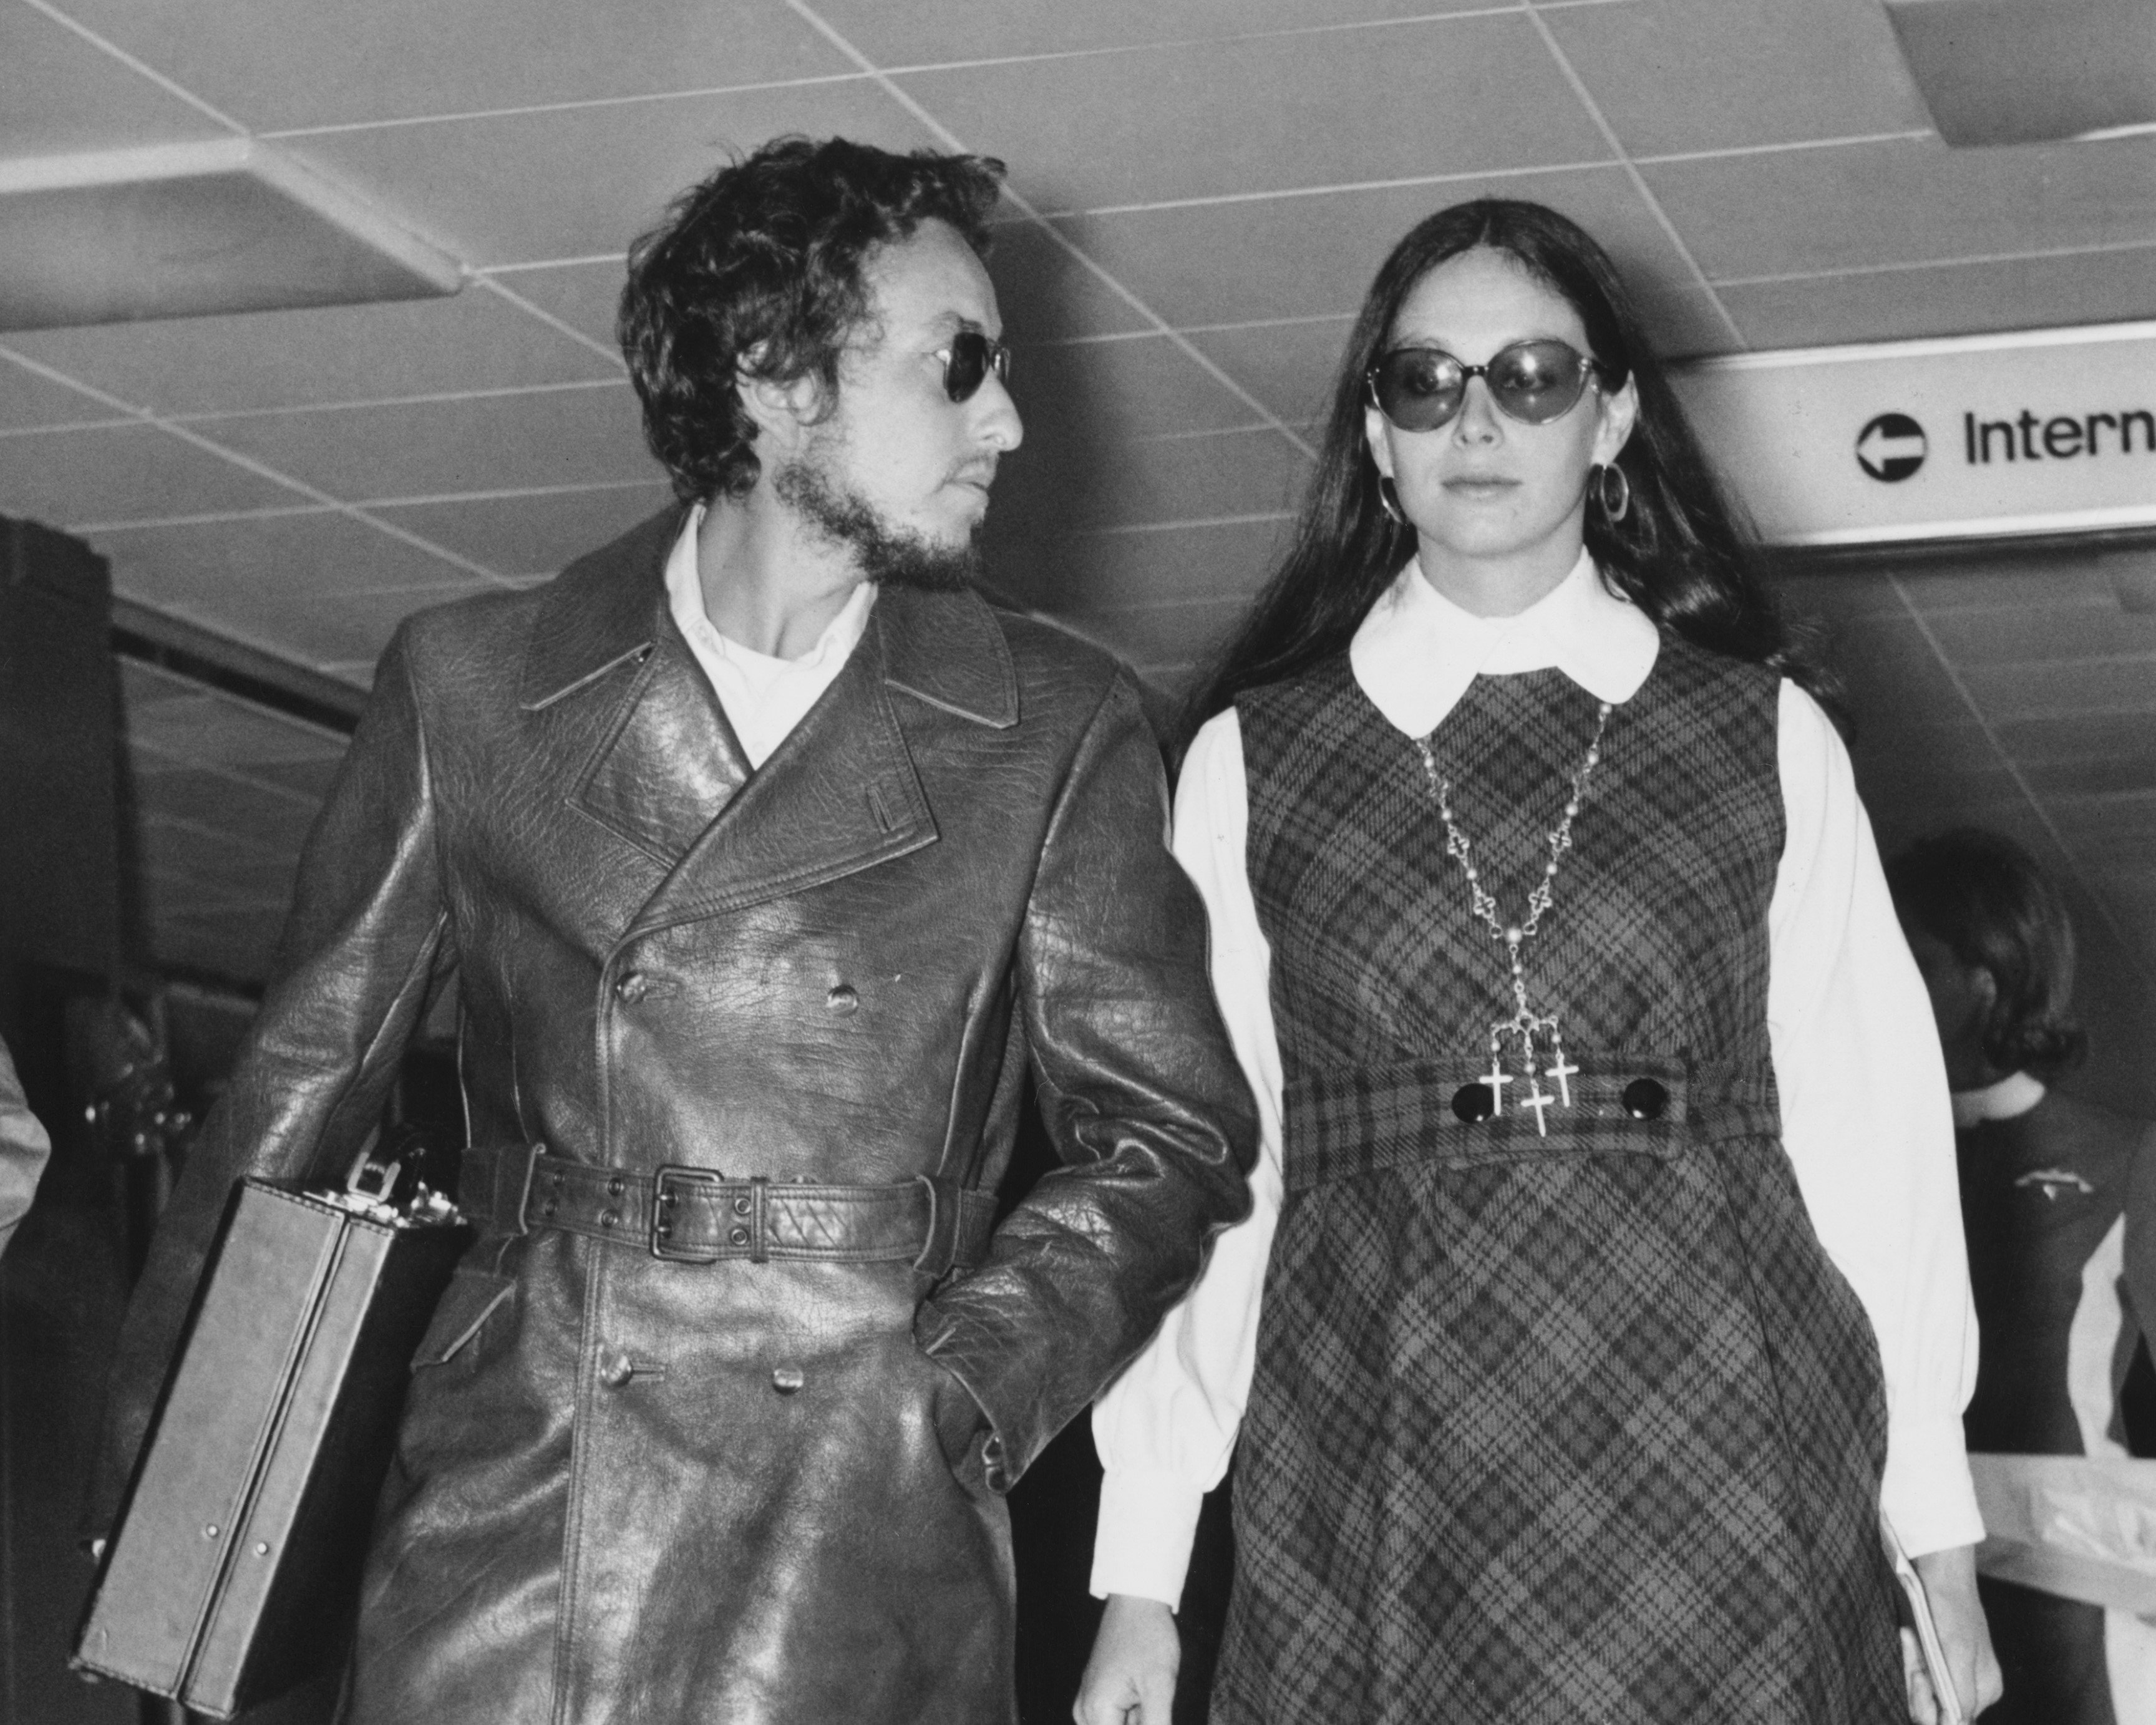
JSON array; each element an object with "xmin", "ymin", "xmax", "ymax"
[
  {"xmin": 1950, "ymin": 1069, "xmax": 2047, "ymax": 1130},
  {"xmin": 663, "ymin": 503, "xmax": 876, "ymax": 769},
  {"xmin": 1090, "ymin": 550, "xmax": 1984, "ymax": 1605}
]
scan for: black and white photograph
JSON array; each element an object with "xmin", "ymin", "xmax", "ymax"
[{"xmin": 3, "ymin": 2, "xmax": 2155, "ymax": 1721}]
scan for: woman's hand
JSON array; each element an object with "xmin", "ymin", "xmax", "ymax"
[
  {"xmin": 1903, "ymin": 1543, "xmax": 2002, "ymax": 1721},
  {"xmin": 1074, "ymin": 1593, "xmax": 1180, "ymax": 1725}
]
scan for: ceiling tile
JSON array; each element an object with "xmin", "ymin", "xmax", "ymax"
[
  {"xmin": 1995, "ymin": 709, "xmax": 2156, "ymax": 769},
  {"xmin": 1647, "ymin": 135, "xmax": 2156, "ymax": 282},
  {"xmin": 899, "ymin": 17, "xmax": 1607, "ymax": 215},
  {"xmin": 163, "ymin": 576, "xmax": 497, "ymax": 672},
  {"xmin": 1547, "ymin": 0, "xmax": 1930, "ymax": 157},
  {"xmin": 286, "ymin": 82, "xmax": 941, "ymax": 268},
  {"xmin": 1961, "ymin": 654, "xmax": 2156, "ymax": 722},
  {"xmin": 0, "ymin": 4, "xmax": 232, "ymax": 155},
  {"xmin": 0, "ymin": 359, "xmax": 121, "ymax": 431},
  {"xmin": 988, "ymin": 221, "xmax": 1155, "ymax": 345},
  {"xmin": 376, "ymin": 481, "xmax": 675, "ymax": 576},
  {"xmin": 244, "ymin": 754, "xmax": 347, "ymax": 800},
  {"xmin": 121, "ymin": 686, "xmax": 347, "ymax": 766},
  {"xmin": 1009, "ymin": 334, "xmax": 1266, "ymax": 448},
  {"xmin": 1074, "ymin": 595, "xmax": 1248, "ymax": 671},
  {"xmin": 1180, "ymin": 319, "xmax": 1352, "ymax": 427},
  {"xmin": 0, "ymin": 421, "xmax": 296, "ymax": 527},
  {"xmin": 1921, "ymin": 600, "xmax": 2156, "ymax": 668},
  {"xmin": 1721, "ymin": 243, "xmax": 2156, "ymax": 350},
  {"xmin": 810, "ymin": 0, "xmax": 1509, "ymax": 66},
  {"xmin": 1895, "ymin": 558, "xmax": 2112, "ymax": 616},
  {"xmin": 133, "ymin": 766, "xmax": 320, "ymax": 853},
  {"xmin": 1769, "ymin": 568, "xmax": 1911, "ymax": 624},
  {"xmin": 1051, "ymin": 165, "xmax": 1702, "ymax": 333},
  {"xmin": 3, "ymin": 288, "xmax": 621, "ymax": 415},
  {"xmin": 91, "ymin": 510, "xmax": 478, "ymax": 610},
  {"xmin": 991, "ymin": 424, "xmax": 1308, "ymax": 543},
  {"xmin": 197, "ymin": 384, "xmax": 656, "ymax": 503},
  {"xmin": 483, "ymin": 261, "xmax": 624, "ymax": 349},
  {"xmin": 52, "ymin": 0, "xmax": 853, "ymax": 132},
  {"xmin": 993, "ymin": 514, "xmax": 1286, "ymax": 615}
]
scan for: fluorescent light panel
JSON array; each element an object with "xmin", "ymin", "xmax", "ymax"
[
  {"xmin": 0, "ymin": 138, "xmax": 462, "ymax": 331},
  {"xmin": 1885, "ymin": 0, "xmax": 2156, "ymax": 147}
]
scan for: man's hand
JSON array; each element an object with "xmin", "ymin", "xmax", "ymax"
[
  {"xmin": 1075, "ymin": 1593, "xmax": 1179, "ymax": 1725},
  {"xmin": 1903, "ymin": 1543, "xmax": 2002, "ymax": 1721}
]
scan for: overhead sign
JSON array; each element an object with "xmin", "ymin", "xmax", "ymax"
[{"xmin": 1669, "ymin": 321, "xmax": 2156, "ymax": 547}]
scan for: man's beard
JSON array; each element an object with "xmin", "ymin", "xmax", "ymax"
[{"xmin": 774, "ymin": 456, "xmax": 984, "ymax": 593}]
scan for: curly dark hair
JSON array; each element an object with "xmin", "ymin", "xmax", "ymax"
[
  {"xmin": 1190, "ymin": 198, "xmax": 1828, "ymax": 732},
  {"xmin": 619, "ymin": 136, "xmax": 1006, "ymax": 503},
  {"xmin": 1887, "ymin": 827, "xmax": 2087, "ymax": 1083}
]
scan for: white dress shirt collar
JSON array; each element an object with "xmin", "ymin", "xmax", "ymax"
[
  {"xmin": 1348, "ymin": 547, "xmax": 1661, "ymax": 739},
  {"xmin": 662, "ymin": 503, "xmax": 877, "ymax": 767},
  {"xmin": 1950, "ymin": 1069, "xmax": 2047, "ymax": 1130}
]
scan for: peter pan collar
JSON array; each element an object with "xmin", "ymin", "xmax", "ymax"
[{"xmin": 1348, "ymin": 547, "xmax": 1660, "ymax": 739}]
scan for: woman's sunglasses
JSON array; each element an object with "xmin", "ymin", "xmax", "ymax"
[
  {"xmin": 936, "ymin": 330, "xmax": 1012, "ymax": 402},
  {"xmin": 1366, "ymin": 339, "xmax": 1605, "ymax": 432}
]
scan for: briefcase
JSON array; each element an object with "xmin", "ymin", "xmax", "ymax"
[{"xmin": 73, "ymin": 1164, "xmax": 470, "ymax": 1718}]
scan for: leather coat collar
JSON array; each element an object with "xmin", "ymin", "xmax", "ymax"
[{"xmin": 518, "ymin": 507, "xmax": 1017, "ymax": 729}]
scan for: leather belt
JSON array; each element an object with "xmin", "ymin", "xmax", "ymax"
[{"xmin": 459, "ymin": 1144, "xmax": 998, "ymax": 1276}]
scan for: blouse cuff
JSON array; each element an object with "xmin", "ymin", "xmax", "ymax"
[
  {"xmin": 1089, "ymin": 1468, "xmax": 1207, "ymax": 1609},
  {"xmin": 1882, "ymin": 1412, "xmax": 1986, "ymax": 1557}
]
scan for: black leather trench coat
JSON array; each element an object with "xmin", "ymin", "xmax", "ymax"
[{"xmin": 94, "ymin": 511, "xmax": 1255, "ymax": 1724}]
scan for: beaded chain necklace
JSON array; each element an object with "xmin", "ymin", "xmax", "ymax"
[{"xmin": 1412, "ymin": 700, "xmax": 1613, "ymax": 1136}]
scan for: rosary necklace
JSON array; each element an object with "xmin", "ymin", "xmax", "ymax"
[{"xmin": 1412, "ymin": 701, "xmax": 1613, "ymax": 1137}]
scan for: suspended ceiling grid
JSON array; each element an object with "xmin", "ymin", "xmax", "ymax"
[{"xmin": 0, "ymin": 0, "xmax": 2152, "ymax": 1034}]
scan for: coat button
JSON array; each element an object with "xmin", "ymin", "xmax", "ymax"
[
  {"xmin": 1451, "ymin": 1082, "xmax": 1495, "ymax": 1124},
  {"xmin": 732, "ymin": 1193, "xmax": 751, "ymax": 1217},
  {"xmin": 826, "ymin": 984, "xmax": 859, "ymax": 1016},
  {"xmin": 1622, "ymin": 1078, "xmax": 1669, "ymax": 1120},
  {"xmin": 616, "ymin": 971, "xmax": 650, "ymax": 1004},
  {"xmin": 600, "ymin": 1354, "xmax": 634, "ymax": 1389},
  {"xmin": 607, "ymin": 1175, "xmax": 626, "ymax": 1198},
  {"xmin": 771, "ymin": 1367, "xmax": 805, "ymax": 1395},
  {"xmin": 729, "ymin": 1225, "xmax": 751, "ymax": 1247}
]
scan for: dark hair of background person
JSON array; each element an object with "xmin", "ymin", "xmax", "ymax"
[
  {"xmin": 619, "ymin": 135, "xmax": 1006, "ymax": 505},
  {"xmin": 1888, "ymin": 827, "xmax": 2089, "ymax": 1084},
  {"xmin": 1188, "ymin": 198, "xmax": 1829, "ymax": 734}
]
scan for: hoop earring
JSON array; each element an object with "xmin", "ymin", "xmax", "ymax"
[
  {"xmin": 1377, "ymin": 474, "xmax": 1406, "ymax": 527},
  {"xmin": 1592, "ymin": 462, "xmax": 1632, "ymax": 524}
]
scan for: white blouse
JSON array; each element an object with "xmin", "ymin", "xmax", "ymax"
[{"xmin": 1090, "ymin": 550, "xmax": 1985, "ymax": 1607}]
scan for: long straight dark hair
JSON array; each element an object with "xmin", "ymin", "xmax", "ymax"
[{"xmin": 1189, "ymin": 200, "xmax": 1824, "ymax": 731}]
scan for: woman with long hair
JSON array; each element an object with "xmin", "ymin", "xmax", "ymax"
[{"xmin": 1076, "ymin": 200, "xmax": 2001, "ymax": 1724}]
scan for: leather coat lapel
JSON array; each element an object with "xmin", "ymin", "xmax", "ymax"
[
  {"xmin": 628, "ymin": 614, "xmax": 935, "ymax": 935},
  {"xmin": 571, "ymin": 626, "xmax": 750, "ymax": 866}
]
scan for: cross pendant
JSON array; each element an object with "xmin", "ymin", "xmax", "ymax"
[
  {"xmin": 1480, "ymin": 1055, "xmax": 1513, "ymax": 1117},
  {"xmin": 1545, "ymin": 1050, "xmax": 1579, "ymax": 1109},
  {"xmin": 1521, "ymin": 1075, "xmax": 1555, "ymax": 1137}
]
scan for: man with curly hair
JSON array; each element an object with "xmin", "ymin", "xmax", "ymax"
[{"xmin": 92, "ymin": 136, "xmax": 1253, "ymax": 1725}]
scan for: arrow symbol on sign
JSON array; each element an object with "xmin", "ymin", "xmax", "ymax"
[{"xmin": 1858, "ymin": 424, "xmax": 1926, "ymax": 464}]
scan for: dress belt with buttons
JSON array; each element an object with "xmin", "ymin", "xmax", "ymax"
[
  {"xmin": 1281, "ymin": 1052, "xmax": 1780, "ymax": 1194},
  {"xmin": 459, "ymin": 1143, "xmax": 998, "ymax": 1276}
]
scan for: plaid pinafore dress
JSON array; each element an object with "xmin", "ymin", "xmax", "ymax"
[{"xmin": 1213, "ymin": 642, "xmax": 1905, "ymax": 1723}]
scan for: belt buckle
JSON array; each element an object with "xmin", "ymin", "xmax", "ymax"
[{"xmin": 650, "ymin": 1164, "xmax": 724, "ymax": 1262}]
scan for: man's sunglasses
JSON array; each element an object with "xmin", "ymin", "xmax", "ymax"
[
  {"xmin": 1366, "ymin": 339, "xmax": 1606, "ymax": 432},
  {"xmin": 936, "ymin": 330, "xmax": 1012, "ymax": 403}
]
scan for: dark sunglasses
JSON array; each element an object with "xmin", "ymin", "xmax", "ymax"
[
  {"xmin": 936, "ymin": 329, "xmax": 1012, "ymax": 402},
  {"xmin": 1366, "ymin": 339, "xmax": 1605, "ymax": 432}
]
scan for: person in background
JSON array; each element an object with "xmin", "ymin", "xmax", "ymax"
[
  {"xmin": 1891, "ymin": 827, "xmax": 2156, "ymax": 1725},
  {"xmin": 0, "ymin": 1033, "xmax": 49, "ymax": 1258},
  {"xmin": 1077, "ymin": 197, "xmax": 1999, "ymax": 1725}
]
